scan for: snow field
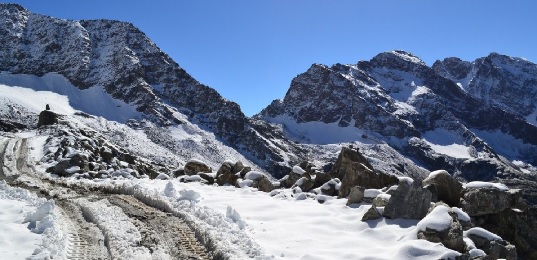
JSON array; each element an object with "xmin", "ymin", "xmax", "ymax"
[{"xmin": 73, "ymin": 178, "xmax": 463, "ymax": 260}]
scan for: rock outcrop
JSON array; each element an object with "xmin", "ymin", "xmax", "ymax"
[
  {"xmin": 37, "ymin": 110, "xmax": 59, "ymax": 127},
  {"xmin": 383, "ymin": 181, "xmax": 432, "ymax": 219},
  {"xmin": 422, "ymin": 170, "xmax": 463, "ymax": 206}
]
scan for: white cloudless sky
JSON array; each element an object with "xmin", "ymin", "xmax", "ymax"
[{"xmin": 7, "ymin": 0, "xmax": 537, "ymax": 116}]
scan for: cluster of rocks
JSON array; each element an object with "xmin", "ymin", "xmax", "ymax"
[
  {"xmin": 349, "ymin": 169, "xmax": 523, "ymax": 259},
  {"xmin": 174, "ymin": 159, "xmax": 276, "ymax": 192},
  {"xmin": 42, "ymin": 124, "xmax": 161, "ymax": 179}
]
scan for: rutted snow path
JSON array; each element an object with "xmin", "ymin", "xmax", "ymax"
[{"xmin": 0, "ymin": 135, "xmax": 212, "ymax": 259}]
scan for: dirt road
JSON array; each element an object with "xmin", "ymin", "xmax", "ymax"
[{"xmin": 0, "ymin": 136, "xmax": 213, "ymax": 260}]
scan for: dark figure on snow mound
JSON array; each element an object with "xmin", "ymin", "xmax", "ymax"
[{"xmin": 46, "ymin": 104, "xmax": 50, "ymax": 110}]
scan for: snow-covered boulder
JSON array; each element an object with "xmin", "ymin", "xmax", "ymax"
[
  {"xmin": 460, "ymin": 182, "xmax": 524, "ymax": 216},
  {"xmin": 422, "ymin": 170, "xmax": 463, "ymax": 206},
  {"xmin": 292, "ymin": 176, "xmax": 314, "ymax": 193},
  {"xmin": 464, "ymin": 228, "xmax": 517, "ymax": 260},
  {"xmin": 383, "ymin": 180, "xmax": 432, "ymax": 219},
  {"xmin": 319, "ymin": 178, "xmax": 341, "ymax": 197},
  {"xmin": 417, "ymin": 204, "xmax": 465, "ymax": 252}
]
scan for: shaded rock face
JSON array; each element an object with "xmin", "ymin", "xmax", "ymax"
[
  {"xmin": 383, "ymin": 181, "xmax": 432, "ymax": 219},
  {"xmin": 460, "ymin": 187, "xmax": 523, "ymax": 216},
  {"xmin": 473, "ymin": 208, "xmax": 537, "ymax": 260},
  {"xmin": 216, "ymin": 162, "xmax": 238, "ymax": 186},
  {"xmin": 331, "ymin": 147, "xmax": 399, "ymax": 198},
  {"xmin": 37, "ymin": 110, "xmax": 59, "ymax": 127},
  {"xmin": 467, "ymin": 234, "xmax": 517, "ymax": 260},
  {"xmin": 422, "ymin": 170, "xmax": 463, "ymax": 206},
  {"xmin": 257, "ymin": 177, "xmax": 275, "ymax": 193}
]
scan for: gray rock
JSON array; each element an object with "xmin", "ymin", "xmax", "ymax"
[
  {"xmin": 372, "ymin": 195, "xmax": 389, "ymax": 207},
  {"xmin": 293, "ymin": 177, "xmax": 315, "ymax": 192},
  {"xmin": 313, "ymin": 171, "xmax": 332, "ymax": 190},
  {"xmin": 320, "ymin": 178, "xmax": 341, "ymax": 197},
  {"xmin": 184, "ymin": 160, "xmax": 212, "ymax": 176},
  {"xmin": 331, "ymin": 147, "xmax": 399, "ymax": 198},
  {"xmin": 361, "ymin": 205, "xmax": 382, "ymax": 222},
  {"xmin": 467, "ymin": 234, "xmax": 517, "ymax": 260},
  {"xmin": 232, "ymin": 161, "xmax": 244, "ymax": 174},
  {"xmin": 460, "ymin": 187, "xmax": 522, "ymax": 216},
  {"xmin": 257, "ymin": 177, "xmax": 275, "ymax": 193},
  {"xmin": 37, "ymin": 110, "xmax": 59, "ymax": 127},
  {"xmin": 383, "ymin": 181, "xmax": 432, "ymax": 219},
  {"xmin": 422, "ymin": 170, "xmax": 463, "ymax": 206},
  {"xmin": 346, "ymin": 186, "xmax": 365, "ymax": 206}
]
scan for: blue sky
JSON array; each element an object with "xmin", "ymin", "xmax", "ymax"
[{"xmin": 7, "ymin": 0, "xmax": 537, "ymax": 116}]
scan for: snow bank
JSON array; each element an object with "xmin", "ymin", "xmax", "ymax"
[
  {"xmin": 0, "ymin": 181, "xmax": 64, "ymax": 259},
  {"xmin": 464, "ymin": 181, "xmax": 509, "ymax": 191},
  {"xmin": 244, "ymin": 171, "xmax": 264, "ymax": 180},
  {"xmin": 292, "ymin": 165, "xmax": 305, "ymax": 174},
  {"xmin": 464, "ymin": 227, "xmax": 502, "ymax": 241}
]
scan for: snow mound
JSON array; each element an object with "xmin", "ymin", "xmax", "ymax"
[
  {"xmin": 178, "ymin": 189, "xmax": 201, "ymax": 203},
  {"xmin": 417, "ymin": 205, "xmax": 452, "ymax": 231},
  {"xmin": 464, "ymin": 227, "xmax": 502, "ymax": 241},
  {"xmin": 292, "ymin": 165, "xmax": 306, "ymax": 174},
  {"xmin": 226, "ymin": 206, "xmax": 246, "ymax": 230},
  {"xmin": 464, "ymin": 181, "xmax": 509, "ymax": 191},
  {"xmin": 244, "ymin": 171, "xmax": 264, "ymax": 180}
]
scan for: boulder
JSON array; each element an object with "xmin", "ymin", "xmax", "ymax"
[
  {"xmin": 320, "ymin": 178, "xmax": 341, "ymax": 197},
  {"xmin": 257, "ymin": 177, "xmax": 275, "ymax": 193},
  {"xmin": 346, "ymin": 186, "xmax": 365, "ymax": 206},
  {"xmin": 361, "ymin": 205, "xmax": 382, "ymax": 222},
  {"xmin": 239, "ymin": 166, "xmax": 251, "ymax": 178},
  {"xmin": 422, "ymin": 170, "xmax": 463, "ymax": 206},
  {"xmin": 232, "ymin": 161, "xmax": 244, "ymax": 174},
  {"xmin": 466, "ymin": 228, "xmax": 517, "ymax": 260},
  {"xmin": 37, "ymin": 110, "xmax": 59, "ymax": 127},
  {"xmin": 69, "ymin": 153, "xmax": 89, "ymax": 171},
  {"xmin": 199, "ymin": 172, "xmax": 215, "ymax": 185},
  {"xmin": 331, "ymin": 147, "xmax": 399, "ymax": 198},
  {"xmin": 417, "ymin": 205, "xmax": 465, "ymax": 252},
  {"xmin": 313, "ymin": 171, "xmax": 332, "ymax": 190},
  {"xmin": 292, "ymin": 177, "xmax": 315, "ymax": 192},
  {"xmin": 460, "ymin": 186, "xmax": 523, "ymax": 216},
  {"xmin": 383, "ymin": 181, "xmax": 432, "ymax": 219},
  {"xmin": 184, "ymin": 160, "xmax": 212, "ymax": 176},
  {"xmin": 372, "ymin": 194, "xmax": 390, "ymax": 207}
]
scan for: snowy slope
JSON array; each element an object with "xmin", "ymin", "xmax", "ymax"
[{"xmin": 0, "ymin": 82, "xmax": 262, "ymax": 173}]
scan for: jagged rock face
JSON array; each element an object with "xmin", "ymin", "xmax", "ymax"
[
  {"xmin": 259, "ymin": 50, "xmax": 537, "ymax": 182},
  {"xmin": 434, "ymin": 53, "xmax": 537, "ymax": 123},
  {"xmin": 0, "ymin": 4, "xmax": 301, "ymax": 177}
]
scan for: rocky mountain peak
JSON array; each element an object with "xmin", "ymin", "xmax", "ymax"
[{"xmin": 369, "ymin": 50, "xmax": 427, "ymax": 71}]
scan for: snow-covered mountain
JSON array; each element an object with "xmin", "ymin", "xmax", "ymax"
[
  {"xmin": 258, "ymin": 50, "xmax": 537, "ymax": 185},
  {"xmin": 0, "ymin": 3, "xmax": 299, "ymax": 176}
]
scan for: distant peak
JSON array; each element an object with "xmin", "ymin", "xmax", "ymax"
[{"xmin": 369, "ymin": 50, "xmax": 427, "ymax": 70}]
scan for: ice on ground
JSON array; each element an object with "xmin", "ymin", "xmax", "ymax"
[
  {"xmin": 422, "ymin": 129, "xmax": 473, "ymax": 159},
  {"xmin": 464, "ymin": 181, "xmax": 509, "ymax": 191}
]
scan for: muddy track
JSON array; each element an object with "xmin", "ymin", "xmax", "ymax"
[
  {"xmin": 106, "ymin": 195, "xmax": 210, "ymax": 260},
  {"xmin": 1, "ymin": 136, "xmax": 217, "ymax": 260}
]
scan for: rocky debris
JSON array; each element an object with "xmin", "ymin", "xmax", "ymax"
[
  {"xmin": 184, "ymin": 160, "xmax": 212, "ymax": 176},
  {"xmin": 472, "ymin": 207, "xmax": 537, "ymax": 260},
  {"xmin": 361, "ymin": 205, "xmax": 382, "ymax": 222},
  {"xmin": 37, "ymin": 110, "xmax": 59, "ymax": 127},
  {"xmin": 215, "ymin": 161, "xmax": 248, "ymax": 186},
  {"xmin": 417, "ymin": 204, "xmax": 466, "ymax": 252},
  {"xmin": 422, "ymin": 170, "xmax": 463, "ymax": 206},
  {"xmin": 465, "ymin": 228, "xmax": 517, "ymax": 260},
  {"xmin": 43, "ymin": 124, "xmax": 161, "ymax": 179},
  {"xmin": 280, "ymin": 164, "xmax": 309, "ymax": 189},
  {"xmin": 346, "ymin": 186, "xmax": 365, "ymax": 206},
  {"xmin": 331, "ymin": 147, "xmax": 399, "ymax": 198},
  {"xmin": 292, "ymin": 177, "xmax": 314, "ymax": 193},
  {"xmin": 312, "ymin": 171, "xmax": 332, "ymax": 190},
  {"xmin": 460, "ymin": 184, "xmax": 525, "ymax": 216},
  {"xmin": 0, "ymin": 119, "xmax": 26, "ymax": 132},
  {"xmin": 383, "ymin": 181, "xmax": 432, "ymax": 219}
]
